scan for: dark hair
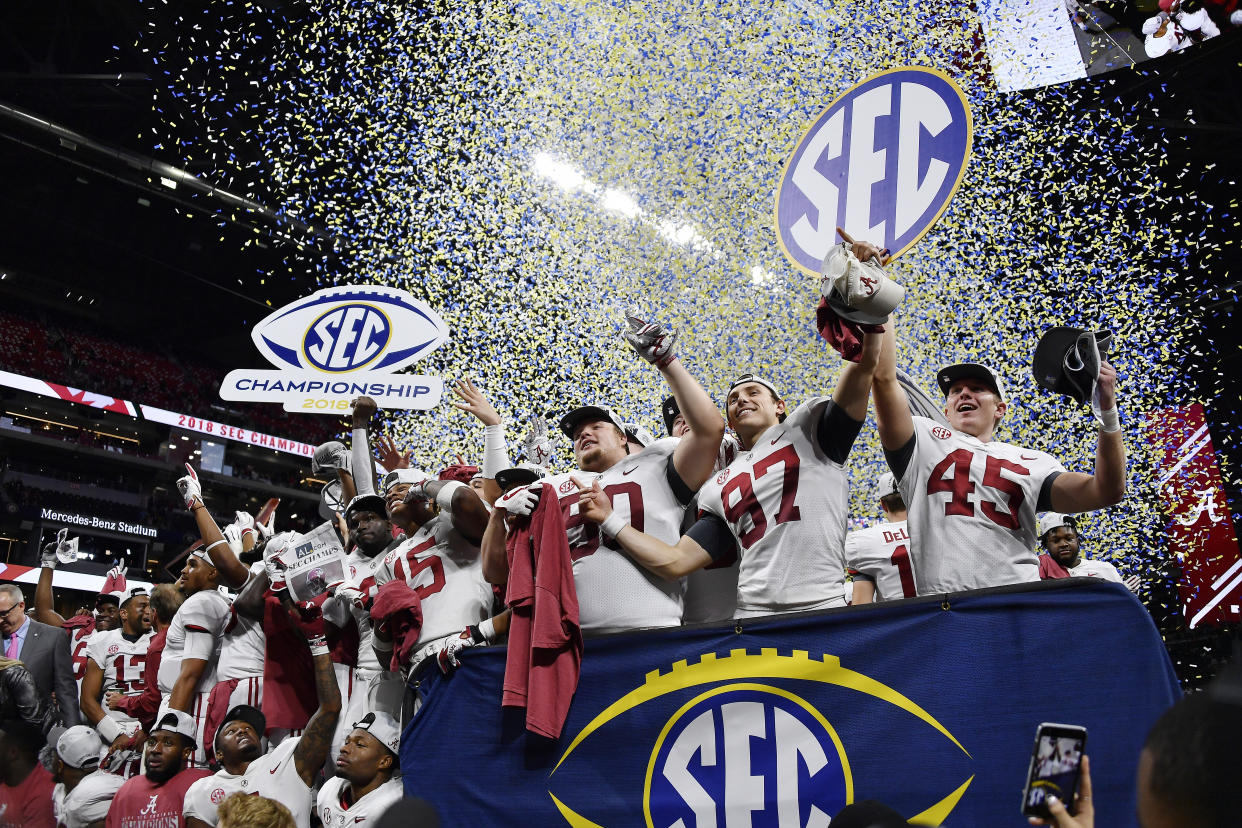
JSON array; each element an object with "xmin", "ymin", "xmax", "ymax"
[
  {"xmin": 1143, "ymin": 693, "xmax": 1242, "ymax": 826},
  {"xmin": 880, "ymin": 492, "xmax": 907, "ymax": 514},
  {"xmin": 1040, "ymin": 516, "xmax": 1079, "ymax": 546}
]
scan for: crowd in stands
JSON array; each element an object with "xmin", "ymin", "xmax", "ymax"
[{"xmin": 0, "ymin": 239, "xmax": 1230, "ymax": 827}]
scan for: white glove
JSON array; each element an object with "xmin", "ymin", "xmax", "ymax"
[
  {"xmin": 435, "ymin": 629, "xmax": 479, "ymax": 674},
  {"xmin": 332, "ymin": 582, "xmax": 370, "ymax": 614},
  {"xmin": 255, "ymin": 511, "xmax": 276, "ymax": 541},
  {"xmin": 233, "ymin": 511, "xmax": 255, "ymax": 536},
  {"xmin": 105, "ymin": 564, "xmax": 127, "ymax": 582},
  {"xmin": 223, "ymin": 523, "xmax": 245, "ymax": 557},
  {"xmin": 176, "ymin": 463, "xmax": 203, "ymax": 509},
  {"xmin": 263, "ymin": 532, "xmax": 296, "ymax": 592},
  {"xmin": 40, "ymin": 528, "xmax": 67, "ymax": 569},
  {"xmin": 625, "ymin": 314, "xmax": 677, "ymax": 369},
  {"xmin": 521, "ymin": 419, "xmax": 554, "ymax": 468},
  {"xmin": 311, "ymin": 441, "xmax": 351, "ymax": 475},
  {"xmin": 498, "ymin": 482, "xmax": 542, "ymax": 517}
]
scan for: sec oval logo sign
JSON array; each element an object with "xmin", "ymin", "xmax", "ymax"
[
  {"xmin": 775, "ymin": 67, "xmax": 972, "ymax": 275},
  {"xmin": 251, "ymin": 286, "xmax": 448, "ymax": 373}
]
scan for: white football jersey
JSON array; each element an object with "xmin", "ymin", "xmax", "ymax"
[
  {"xmin": 158, "ymin": 588, "xmax": 230, "ymax": 694},
  {"xmin": 844, "ymin": 520, "xmax": 915, "ymax": 602},
  {"xmin": 1067, "ymin": 558, "xmax": 1123, "ymax": 582},
  {"xmin": 316, "ymin": 775, "xmax": 403, "ymax": 827},
  {"xmin": 184, "ymin": 737, "xmax": 313, "ymax": 828},
  {"xmin": 71, "ymin": 626, "xmax": 96, "ymax": 697},
  {"xmin": 545, "ymin": 437, "xmax": 688, "ymax": 633},
  {"xmin": 85, "ymin": 629, "xmax": 152, "ymax": 725},
  {"xmin": 697, "ymin": 398, "xmax": 852, "ymax": 616},
  {"xmin": 218, "ymin": 566, "xmax": 266, "ymax": 681},
  {"xmin": 897, "ymin": 416, "xmax": 1066, "ymax": 593},
  {"xmin": 374, "ymin": 514, "xmax": 491, "ymax": 649},
  {"xmin": 59, "ymin": 769, "xmax": 124, "ymax": 828}
]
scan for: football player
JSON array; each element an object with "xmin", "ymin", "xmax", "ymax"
[
  {"xmin": 316, "ymin": 713, "xmax": 404, "ymax": 826},
  {"xmin": 845, "ymin": 473, "xmax": 914, "ymax": 604},
  {"xmin": 481, "ymin": 315, "xmax": 726, "ymax": 633},
  {"xmin": 573, "ymin": 249, "xmax": 887, "ymax": 617},
  {"xmin": 871, "ymin": 320, "xmax": 1126, "ymax": 594},
  {"xmin": 80, "ymin": 587, "xmax": 151, "ymax": 765},
  {"xmin": 183, "ymin": 596, "xmax": 341, "ymax": 828},
  {"xmin": 1037, "ymin": 513, "xmax": 1139, "ymax": 590}
]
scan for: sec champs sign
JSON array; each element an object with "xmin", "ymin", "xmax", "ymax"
[
  {"xmin": 775, "ymin": 67, "xmax": 972, "ymax": 274},
  {"xmin": 220, "ymin": 286, "xmax": 449, "ymax": 413}
]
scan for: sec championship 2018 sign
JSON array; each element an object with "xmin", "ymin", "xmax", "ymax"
[
  {"xmin": 775, "ymin": 67, "xmax": 972, "ymax": 273},
  {"xmin": 402, "ymin": 581, "xmax": 1178, "ymax": 827},
  {"xmin": 219, "ymin": 285, "xmax": 449, "ymax": 413}
]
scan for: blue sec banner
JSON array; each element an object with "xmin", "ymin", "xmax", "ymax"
[{"xmin": 402, "ymin": 580, "xmax": 1179, "ymax": 827}]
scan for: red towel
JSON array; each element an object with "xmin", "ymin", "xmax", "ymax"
[
  {"xmin": 815, "ymin": 297, "xmax": 884, "ymax": 363},
  {"xmin": 114, "ymin": 628, "xmax": 165, "ymax": 731},
  {"xmin": 502, "ymin": 483, "xmax": 582, "ymax": 739},
  {"xmin": 369, "ymin": 581, "xmax": 424, "ymax": 672},
  {"xmin": 202, "ymin": 678, "xmax": 241, "ymax": 761},
  {"xmin": 62, "ymin": 614, "xmax": 96, "ymax": 636},
  {"xmin": 260, "ymin": 592, "xmax": 316, "ymax": 731},
  {"xmin": 1039, "ymin": 554, "xmax": 1071, "ymax": 580}
]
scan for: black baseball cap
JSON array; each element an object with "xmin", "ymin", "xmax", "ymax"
[
  {"xmin": 495, "ymin": 463, "xmax": 546, "ymax": 492},
  {"xmin": 559, "ymin": 405, "xmax": 627, "ymax": 440},
  {"xmin": 936, "ymin": 363, "xmax": 1006, "ymax": 399},
  {"xmin": 217, "ymin": 704, "xmax": 266, "ymax": 747},
  {"xmin": 344, "ymin": 493, "xmax": 389, "ymax": 521},
  {"xmin": 662, "ymin": 396, "xmax": 681, "ymax": 435},
  {"xmin": 1032, "ymin": 326, "xmax": 1113, "ymax": 405}
]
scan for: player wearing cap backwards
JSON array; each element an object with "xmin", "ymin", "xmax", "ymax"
[
  {"xmin": 80, "ymin": 587, "xmax": 151, "ymax": 766},
  {"xmin": 482, "ymin": 315, "xmax": 726, "ymax": 633},
  {"xmin": 183, "ymin": 593, "xmax": 341, "ymax": 828},
  {"xmin": 845, "ymin": 473, "xmax": 914, "ymax": 604},
  {"xmin": 870, "ymin": 321, "xmax": 1126, "ymax": 594},
  {"xmin": 33, "ymin": 535, "xmax": 126, "ymax": 698},
  {"xmin": 316, "ymin": 713, "xmax": 404, "ymax": 826},
  {"xmin": 52, "ymin": 725, "xmax": 125, "ymax": 828},
  {"xmin": 106, "ymin": 708, "xmax": 210, "ymax": 828}
]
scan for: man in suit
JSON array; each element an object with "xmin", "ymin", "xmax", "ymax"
[{"xmin": 0, "ymin": 584, "xmax": 80, "ymax": 726}]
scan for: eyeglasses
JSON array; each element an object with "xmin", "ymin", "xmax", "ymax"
[{"xmin": 0, "ymin": 603, "xmax": 22, "ymax": 619}]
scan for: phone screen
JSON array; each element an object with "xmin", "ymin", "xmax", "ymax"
[{"xmin": 1023, "ymin": 725, "xmax": 1086, "ymax": 817}]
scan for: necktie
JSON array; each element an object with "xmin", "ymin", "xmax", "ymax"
[{"xmin": 4, "ymin": 635, "xmax": 17, "ymax": 659}]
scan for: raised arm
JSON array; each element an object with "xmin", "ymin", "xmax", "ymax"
[
  {"xmin": 176, "ymin": 464, "xmax": 252, "ymax": 590},
  {"xmin": 452, "ymin": 377, "xmax": 508, "ymax": 507},
  {"xmin": 626, "ymin": 315, "xmax": 725, "ymax": 490},
  {"xmin": 33, "ymin": 535, "xmax": 67, "ymax": 627},
  {"xmin": 1048, "ymin": 361, "xmax": 1127, "ymax": 512},
  {"xmin": 832, "ymin": 329, "xmax": 883, "ymax": 422},
  {"xmin": 577, "ymin": 478, "xmax": 712, "ymax": 579},
  {"xmin": 480, "ymin": 507, "xmax": 510, "ymax": 585},
  {"xmin": 872, "ymin": 321, "xmax": 915, "ymax": 452},
  {"xmin": 283, "ymin": 597, "xmax": 342, "ymax": 786},
  {"xmin": 350, "ymin": 396, "xmax": 380, "ymax": 496},
  {"xmin": 412, "ymin": 480, "xmax": 490, "ymax": 543}
]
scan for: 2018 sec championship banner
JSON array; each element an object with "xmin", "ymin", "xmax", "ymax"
[{"xmin": 402, "ymin": 581, "xmax": 1179, "ymax": 827}]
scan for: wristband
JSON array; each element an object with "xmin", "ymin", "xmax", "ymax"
[
  {"xmin": 435, "ymin": 480, "xmax": 466, "ymax": 511},
  {"xmin": 476, "ymin": 616, "xmax": 496, "ymax": 644},
  {"xmin": 372, "ymin": 636, "xmax": 394, "ymax": 653},
  {"xmin": 96, "ymin": 715, "xmax": 124, "ymax": 744},
  {"xmin": 482, "ymin": 424, "xmax": 510, "ymax": 479},
  {"xmin": 1099, "ymin": 407, "xmax": 1121, "ymax": 433},
  {"xmin": 599, "ymin": 512, "xmax": 628, "ymax": 538},
  {"xmin": 308, "ymin": 636, "xmax": 329, "ymax": 657},
  {"xmin": 202, "ymin": 538, "xmax": 229, "ymax": 567}
]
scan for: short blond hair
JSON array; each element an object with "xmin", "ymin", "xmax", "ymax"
[{"xmin": 217, "ymin": 793, "xmax": 295, "ymax": 828}]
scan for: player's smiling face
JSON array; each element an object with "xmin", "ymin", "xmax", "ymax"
[
  {"xmin": 727, "ymin": 383, "xmax": 784, "ymax": 443},
  {"xmin": 94, "ymin": 600, "xmax": 119, "ymax": 631},
  {"xmin": 572, "ymin": 419, "xmax": 628, "ymax": 472},
  {"xmin": 386, "ymin": 483, "xmax": 435, "ymax": 529},
  {"xmin": 120, "ymin": 595, "xmax": 150, "ymax": 635},
  {"xmin": 944, "ymin": 380, "xmax": 1006, "ymax": 438}
]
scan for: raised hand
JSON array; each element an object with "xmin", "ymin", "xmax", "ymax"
[
  {"xmin": 175, "ymin": 463, "xmax": 203, "ymax": 509},
  {"xmin": 521, "ymin": 419, "xmax": 554, "ymax": 468},
  {"xmin": 450, "ymin": 377, "xmax": 502, "ymax": 427},
  {"xmin": 376, "ymin": 434, "xmax": 413, "ymax": 471},
  {"xmin": 625, "ymin": 314, "xmax": 677, "ymax": 369},
  {"xmin": 575, "ymin": 477, "xmax": 612, "ymax": 524},
  {"xmin": 350, "ymin": 395, "xmax": 378, "ymax": 428}
]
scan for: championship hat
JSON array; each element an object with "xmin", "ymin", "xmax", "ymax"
[
  {"xmin": 344, "ymin": 493, "xmax": 389, "ymax": 521},
  {"xmin": 1032, "ymin": 326, "xmax": 1113, "ymax": 405},
  {"xmin": 624, "ymin": 422, "xmax": 655, "ymax": 448},
  {"xmin": 56, "ymin": 725, "xmax": 105, "ymax": 770},
  {"xmin": 875, "ymin": 472, "xmax": 899, "ymax": 502},
  {"xmin": 152, "ymin": 708, "xmax": 198, "ymax": 746},
  {"xmin": 559, "ymin": 405, "xmax": 627, "ymax": 440},
  {"xmin": 353, "ymin": 712, "xmax": 400, "ymax": 756},
  {"xmin": 217, "ymin": 704, "xmax": 267, "ymax": 747},
  {"xmin": 381, "ymin": 468, "xmax": 431, "ymax": 494},
  {"xmin": 936, "ymin": 363, "xmax": 1007, "ymax": 400},
  {"xmin": 819, "ymin": 243, "xmax": 905, "ymax": 326},
  {"xmin": 662, "ymin": 395, "xmax": 681, "ymax": 435},
  {"xmin": 495, "ymin": 462, "xmax": 546, "ymax": 492},
  {"xmin": 311, "ymin": 441, "xmax": 350, "ymax": 475},
  {"xmin": 1037, "ymin": 512, "xmax": 1078, "ymax": 540}
]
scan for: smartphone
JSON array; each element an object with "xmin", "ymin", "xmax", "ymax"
[{"xmin": 1021, "ymin": 722, "xmax": 1087, "ymax": 819}]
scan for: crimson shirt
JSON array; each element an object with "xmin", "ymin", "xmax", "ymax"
[
  {"xmin": 105, "ymin": 767, "xmax": 209, "ymax": 828},
  {"xmin": 0, "ymin": 763, "xmax": 55, "ymax": 828}
]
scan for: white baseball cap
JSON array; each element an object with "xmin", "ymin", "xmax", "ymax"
[
  {"xmin": 353, "ymin": 712, "xmax": 400, "ymax": 756},
  {"xmin": 1037, "ymin": 512, "xmax": 1077, "ymax": 539},
  {"xmin": 875, "ymin": 472, "xmax": 899, "ymax": 502},
  {"xmin": 381, "ymin": 468, "xmax": 431, "ymax": 494},
  {"xmin": 152, "ymin": 706, "xmax": 198, "ymax": 746},
  {"xmin": 56, "ymin": 725, "xmax": 105, "ymax": 769}
]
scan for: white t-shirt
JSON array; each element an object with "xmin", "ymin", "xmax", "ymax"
[
  {"xmin": 895, "ymin": 416, "xmax": 1066, "ymax": 594},
  {"xmin": 158, "ymin": 588, "xmax": 230, "ymax": 694},
  {"xmin": 373, "ymin": 514, "xmax": 492, "ymax": 650},
  {"xmin": 697, "ymin": 398, "xmax": 855, "ymax": 616},
  {"xmin": 316, "ymin": 775, "xmax": 403, "ymax": 827},
  {"xmin": 217, "ymin": 568, "xmax": 266, "ymax": 681},
  {"xmin": 57, "ymin": 770, "xmax": 124, "ymax": 828},
  {"xmin": 546, "ymin": 437, "xmax": 690, "ymax": 633},
  {"xmin": 183, "ymin": 737, "xmax": 313, "ymax": 828},
  {"xmin": 85, "ymin": 629, "xmax": 152, "ymax": 726},
  {"xmin": 845, "ymin": 520, "xmax": 915, "ymax": 602},
  {"xmin": 1067, "ymin": 558, "xmax": 1123, "ymax": 583}
]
